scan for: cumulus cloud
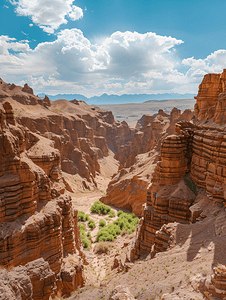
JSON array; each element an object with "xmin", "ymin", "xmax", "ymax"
[
  {"xmin": 0, "ymin": 28, "xmax": 225, "ymax": 96},
  {"xmin": 10, "ymin": 0, "xmax": 83, "ymax": 33}
]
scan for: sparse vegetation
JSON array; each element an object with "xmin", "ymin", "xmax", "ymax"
[
  {"xmin": 87, "ymin": 232, "xmax": 92, "ymax": 240},
  {"xmin": 88, "ymin": 219, "xmax": 95, "ymax": 229},
  {"xmin": 96, "ymin": 211, "xmax": 139, "ymax": 242},
  {"xmin": 78, "ymin": 211, "xmax": 89, "ymax": 222},
  {"xmin": 91, "ymin": 201, "xmax": 111, "ymax": 214},
  {"xmin": 94, "ymin": 242, "xmax": 110, "ymax": 254},
  {"xmin": 90, "ymin": 200, "xmax": 115, "ymax": 217},
  {"xmin": 108, "ymin": 210, "xmax": 115, "ymax": 218},
  {"xmin": 78, "ymin": 223, "xmax": 91, "ymax": 249},
  {"xmin": 99, "ymin": 219, "xmax": 106, "ymax": 227}
]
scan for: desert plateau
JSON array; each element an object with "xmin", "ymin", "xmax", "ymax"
[{"xmin": 1, "ymin": 68, "xmax": 226, "ymax": 300}]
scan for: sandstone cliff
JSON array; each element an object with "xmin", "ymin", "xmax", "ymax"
[
  {"xmin": 0, "ymin": 98, "xmax": 85, "ymax": 298},
  {"xmin": 0, "ymin": 79, "xmax": 134, "ymax": 189},
  {"xmin": 101, "ymin": 108, "xmax": 193, "ymax": 217},
  {"xmin": 130, "ymin": 68, "xmax": 226, "ymax": 288},
  {"xmin": 0, "ymin": 78, "xmax": 136, "ymax": 299}
]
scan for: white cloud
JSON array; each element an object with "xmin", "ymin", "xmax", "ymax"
[
  {"xmin": 10, "ymin": 0, "xmax": 83, "ymax": 33},
  {"xmin": 1, "ymin": 29, "xmax": 226, "ymax": 97},
  {"xmin": 182, "ymin": 50, "xmax": 226, "ymax": 74},
  {"xmin": 68, "ymin": 5, "xmax": 83, "ymax": 21}
]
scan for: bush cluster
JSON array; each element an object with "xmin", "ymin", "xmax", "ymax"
[
  {"xmin": 87, "ymin": 232, "xmax": 92, "ymax": 240},
  {"xmin": 90, "ymin": 201, "xmax": 115, "ymax": 218},
  {"xmin": 78, "ymin": 211, "xmax": 89, "ymax": 222},
  {"xmin": 96, "ymin": 212, "xmax": 139, "ymax": 242},
  {"xmin": 114, "ymin": 211, "xmax": 139, "ymax": 234},
  {"xmin": 88, "ymin": 219, "xmax": 95, "ymax": 229},
  {"xmin": 99, "ymin": 219, "xmax": 106, "ymax": 228},
  {"xmin": 108, "ymin": 210, "xmax": 115, "ymax": 218},
  {"xmin": 78, "ymin": 223, "xmax": 91, "ymax": 249}
]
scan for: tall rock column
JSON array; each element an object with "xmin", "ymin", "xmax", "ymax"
[{"xmin": 131, "ymin": 134, "xmax": 195, "ymax": 259}]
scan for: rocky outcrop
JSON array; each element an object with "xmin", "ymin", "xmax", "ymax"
[
  {"xmin": 0, "ymin": 99, "xmax": 85, "ymax": 298},
  {"xmin": 102, "ymin": 109, "xmax": 193, "ymax": 217},
  {"xmin": 177, "ymin": 121, "xmax": 226, "ymax": 202},
  {"xmin": 0, "ymin": 79, "xmax": 134, "ymax": 186},
  {"xmin": 100, "ymin": 169, "xmax": 151, "ymax": 216},
  {"xmin": 0, "ymin": 258, "xmax": 56, "ymax": 300},
  {"xmin": 109, "ymin": 285, "xmax": 135, "ymax": 300},
  {"xmin": 130, "ymin": 132, "xmax": 196, "ymax": 258},
  {"xmin": 205, "ymin": 264, "xmax": 226, "ymax": 298},
  {"xmin": 194, "ymin": 69, "xmax": 226, "ymax": 121},
  {"xmin": 131, "ymin": 69, "xmax": 226, "ymax": 260},
  {"xmin": 131, "ymin": 179, "xmax": 195, "ymax": 259},
  {"xmin": 115, "ymin": 108, "xmax": 193, "ymax": 168}
]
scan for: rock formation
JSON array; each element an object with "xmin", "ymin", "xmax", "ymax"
[
  {"xmin": 130, "ymin": 69, "xmax": 226, "ymax": 285},
  {"xmin": 194, "ymin": 69, "xmax": 226, "ymax": 121},
  {"xmin": 101, "ymin": 108, "xmax": 194, "ymax": 217},
  {"xmin": 0, "ymin": 79, "xmax": 135, "ymax": 298},
  {"xmin": 205, "ymin": 264, "xmax": 226, "ymax": 298},
  {"xmin": 0, "ymin": 94, "xmax": 85, "ymax": 298},
  {"xmin": 0, "ymin": 80, "xmax": 134, "ymax": 188}
]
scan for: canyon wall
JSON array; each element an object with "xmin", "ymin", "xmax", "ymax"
[
  {"xmin": 131, "ymin": 69, "xmax": 226, "ymax": 260},
  {"xmin": 0, "ymin": 93, "xmax": 86, "ymax": 298},
  {"xmin": 101, "ymin": 108, "xmax": 193, "ymax": 217},
  {"xmin": 0, "ymin": 79, "xmax": 134, "ymax": 188},
  {"xmin": 0, "ymin": 78, "xmax": 137, "ymax": 299}
]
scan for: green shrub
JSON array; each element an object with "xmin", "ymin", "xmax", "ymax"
[
  {"xmin": 113, "ymin": 212, "xmax": 139, "ymax": 234},
  {"xmin": 87, "ymin": 232, "xmax": 92, "ymax": 240},
  {"xmin": 90, "ymin": 201, "xmax": 111, "ymax": 215},
  {"xmin": 99, "ymin": 219, "xmax": 106, "ymax": 227},
  {"xmin": 117, "ymin": 210, "xmax": 123, "ymax": 217},
  {"xmin": 78, "ymin": 211, "xmax": 85, "ymax": 221},
  {"xmin": 108, "ymin": 210, "xmax": 115, "ymax": 218},
  {"xmin": 88, "ymin": 219, "xmax": 95, "ymax": 229},
  {"xmin": 78, "ymin": 211, "xmax": 89, "ymax": 221},
  {"xmin": 96, "ymin": 224, "xmax": 120, "ymax": 242},
  {"xmin": 78, "ymin": 223, "xmax": 91, "ymax": 249},
  {"xmin": 96, "ymin": 212, "xmax": 139, "ymax": 242}
]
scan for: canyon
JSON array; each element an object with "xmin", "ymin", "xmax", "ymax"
[{"xmin": 1, "ymin": 70, "xmax": 226, "ymax": 300}]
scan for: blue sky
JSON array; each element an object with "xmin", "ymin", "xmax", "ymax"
[{"xmin": 0, "ymin": 0, "xmax": 226, "ymax": 97}]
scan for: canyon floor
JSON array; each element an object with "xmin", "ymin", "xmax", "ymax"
[{"xmin": 58, "ymin": 157, "xmax": 226, "ymax": 300}]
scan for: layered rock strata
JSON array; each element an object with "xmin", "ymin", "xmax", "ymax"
[
  {"xmin": 101, "ymin": 109, "xmax": 193, "ymax": 217},
  {"xmin": 0, "ymin": 100, "xmax": 85, "ymax": 298},
  {"xmin": 0, "ymin": 79, "xmax": 134, "ymax": 187},
  {"xmin": 115, "ymin": 108, "xmax": 193, "ymax": 168},
  {"xmin": 205, "ymin": 264, "xmax": 226, "ymax": 298},
  {"xmin": 0, "ymin": 258, "xmax": 56, "ymax": 300},
  {"xmin": 194, "ymin": 69, "xmax": 226, "ymax": 121},
  {"xmin": 131, "ymin": 69, "xmax": 226, "ymax": 260}
]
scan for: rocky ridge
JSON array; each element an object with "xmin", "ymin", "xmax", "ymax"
[
  {"xmin": 0, "ymin": 77, "xmax": 135, "ymax": 299},
  {"xmin": 0, "ymin": 98, "xmax": 87, "ymax": 299},
  {"xmin": 129, "ymin": 69, "xmax": 226, "ymax": 298},
  {"xmin": 101, "ymin": 108, "xmax": 194, "ymax": 217},
  {"xmin": 0, "ymin": 79, "xmax": 134, "ymax": 189}
]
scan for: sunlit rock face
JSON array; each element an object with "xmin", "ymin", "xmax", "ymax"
[{"xmin": 131, "ymin": 69, "xmax": 226, "ymax": 261}]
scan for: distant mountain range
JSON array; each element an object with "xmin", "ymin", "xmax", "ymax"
[{"xmin": 38, "ymin": 92, "xmax": 195, "ymax": 105}]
